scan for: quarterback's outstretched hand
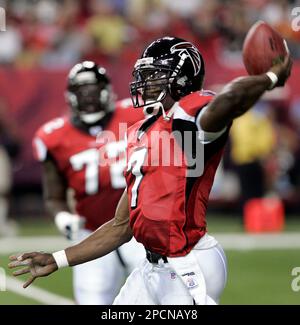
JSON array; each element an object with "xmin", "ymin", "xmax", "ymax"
[
  {"xmin": 8, "ymin": 252, "xmax": 58, "ymax": 288},
  {"xmin": 269, "ymin": 53, "xmax": 293, "ymax": 87}
]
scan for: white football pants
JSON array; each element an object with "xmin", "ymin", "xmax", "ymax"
[
  {"xmin": 73, "ymin": 229, "xmax": 145, "ymax": 305},
  {"xmin": 113, "ymin": 240, "xmax": 227, "ymax": 305}
]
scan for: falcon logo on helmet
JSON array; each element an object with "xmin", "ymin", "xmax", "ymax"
[{"xmin": 170, "ymin": 42, "xmax": 202, "ymax": 76}]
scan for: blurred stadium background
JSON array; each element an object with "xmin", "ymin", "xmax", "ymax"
[{"xmin": 0, "ymin": 0, "xmax": 300, "ymax": 305}]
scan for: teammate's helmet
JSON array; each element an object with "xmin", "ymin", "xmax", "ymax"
[
  {"xmin": 130, "ymin": 37, "xmax": 205, "ymax": 108},
  {"xmin": 66, "ymin": 61, "xmax": 114, "ymax": 124}
]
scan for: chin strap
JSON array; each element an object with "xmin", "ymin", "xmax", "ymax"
[
  {"xmin": 143, "ymin": 102, "xmax": 177, "ymax": 121},
  {"xmin": 143, "ymin": 102, "xmax": 163, "ymax": 117},
  {"xmin": 143, "ymin": 91, "xmax": 177, "ymax": 122}
]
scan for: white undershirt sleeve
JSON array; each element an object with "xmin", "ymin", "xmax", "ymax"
[{"xmin": 196, "ymin": 105, "xmax": 227, "ymax": 144}]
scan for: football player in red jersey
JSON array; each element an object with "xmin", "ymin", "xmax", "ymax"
[
  {"xmin": 31, "ymin": 61, "xmax": 145, "ymax": 305},
  {"xmin": 10, "ymin": 38, "xmax": 292, "ymax": 304}
]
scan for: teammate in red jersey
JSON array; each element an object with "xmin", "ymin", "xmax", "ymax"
[
  {"xmin": 10, "ymin": 37, "xmax": 292, "ymax": 304},
  {"xmin": 32, "ymin": 61, "xmax": 145, "ymax": 304}
]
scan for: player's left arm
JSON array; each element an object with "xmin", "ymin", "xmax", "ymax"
[
  {"xmin": 8, "ymin": 190, "xmax": 132, "ymax": 288},
  {"xmin": 199, "ymin": 54, "xmax": 292, "ymax": 132},
  {"xmin": 65, "ymin": 189, "xmax": 132, "ymax": 266}
]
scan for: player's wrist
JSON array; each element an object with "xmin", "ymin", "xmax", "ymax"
[
  {"xmin": 52, "ymin": 250, "xmax": 69, "ymax": 269},
  {"xmin": 265, "ymin": 71, "xmax": 278, "ymax": 90}
]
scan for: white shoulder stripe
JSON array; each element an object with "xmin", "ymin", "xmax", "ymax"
[
  {"xmin": 34, "ymin": 137, "xmax": 48, "ymax": 162},
  {"xmin": 196, "ymin": 105, "xmax": 227, "ymax": 144},
  {"xmin": 173, "ymin": 104, "xmax": 195, "ymax": 122}
]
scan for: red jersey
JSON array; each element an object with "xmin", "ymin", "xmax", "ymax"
[
  {"xmin": 33, "ymin": 99, "xmax": 144, "ymax": 231},
  {"xmin": 125, "ymin": 91, "xmax": 230, "ymax": 257}
]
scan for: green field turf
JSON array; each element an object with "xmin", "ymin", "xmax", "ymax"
[
  {"xmin": 0, "ymin": 290, "xmax": 42, "ymax": 305},
  {"xmin": 17, "ymin": 218, "xmax": 60, "ymax": 236},
  {"xmin": 1, "ymin": 249, "xmax": 299, "ymax": 305},
  {"xmin": 221, "ymin": 250, "xmax": 300, "ymax": 304},
  {"xmin": 1, "ymin": 216, "xmax": 299, "ymax": 305}
]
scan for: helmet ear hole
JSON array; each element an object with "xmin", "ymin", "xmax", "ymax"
[
  {"xmin": 169, "ymin": 82, "xmax": 181, "ymax": 101},
  {"xmin": 169, "ymin": 76, "xmax": 190, "ymax": 100},
  {"xmin": 176, "ymin": 76, "xmax": 188, "ymax": 87}
]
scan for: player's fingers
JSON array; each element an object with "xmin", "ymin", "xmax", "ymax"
[
  {"xmin": 9, "ymin": 252, "xmax": 35, "ymax": 262},
  {"xmin": 9, "ymin": 255, "xmax": 18, "ymax": 261},
  {"xmin": 283, "ymin": 39, "xmax": 290, "ymax": 55},
  {"xmin": 8, "ymin": 258, "xmax": 31, "ymax": 269},
  {"xmin": 282, "ymin": 57, "xmax": 293, "ymax": 81},
  {"xmin": 287, "ymin": 57, "xmax": 293, "ymax": 74},
  {"xmin": 12, "ymin": 267, "xmax": 31, "ymax": 277},
  {"xmin": 277, "ymin": 55, "xmax": 292, "ymax": 83},
  {"xmin": 23, "ymin": 276, "xmax": 36, "ymax": 289},
  {"xmin": 20, "ymin": 252, "xmax": 37, "ymax": 260},
  {"xmin": 280, "ymin": 53, "xmax": 290, "ymax": 69}
]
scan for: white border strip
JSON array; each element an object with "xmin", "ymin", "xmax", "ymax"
[
  {"xmin": 216, "ymin": 233, "xmax": 300, "ymax": 250},
  {"xmin": 0, "ymin": 236, "xmax": 69, "ymax": 254},
  {"xmin": 6, "ymin": 276, "xmax": 75, "ymax": 305},
  {"xmin": 1, "ymin": 233, "xmax": 300, "ymax": 255}
]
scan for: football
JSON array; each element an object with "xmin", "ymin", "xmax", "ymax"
[{"xmin": 242, "ymin": 21, "xmax": 288, "ymax": 75}]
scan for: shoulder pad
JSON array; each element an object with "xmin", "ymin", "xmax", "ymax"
[{"xmin": 178, "ymin": 90, "xmax": 215, "ymax": 117}]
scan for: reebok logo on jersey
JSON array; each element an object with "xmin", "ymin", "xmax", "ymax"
[{"xmin": 182, "ymin": 272, "xmax": 198, "ymax": 288}]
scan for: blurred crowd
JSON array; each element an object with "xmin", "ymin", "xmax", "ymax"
[
  {"xmin": 0, "ymin": 0, "xmax": 300, "ymax": 68},
  {"xmin": 212, "ymin": 97, "xmax": 300, "ymax": 212}
]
